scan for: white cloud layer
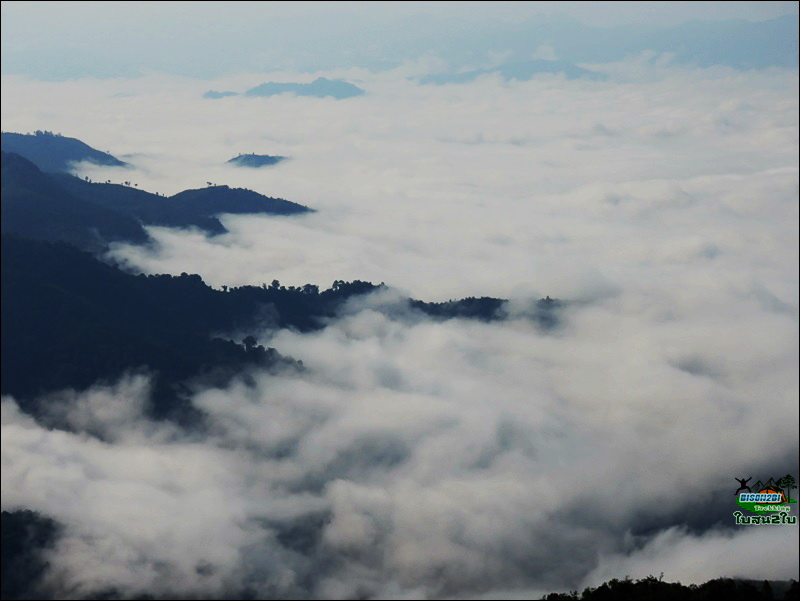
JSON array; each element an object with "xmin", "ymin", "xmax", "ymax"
[
  {"xmin": 2, "ymin": 299, "xmax": 797, "ymax": 597},
  {"xmin": 1, "ymin": 60, "xmax": 798, "ymax": 598},
  {"xmin": 5, "ymin": 63, "xmax": 796, "ymax": 300}
]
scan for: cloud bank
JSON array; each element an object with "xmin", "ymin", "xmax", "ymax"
[
  {"xmin": 1, "ymin": 58, "xmax": 798, "ymax": 598},
  {"xmin": 2, "ymin": 297, "xmax": 797, "ymax": 597},
  {"xmin": 5, "ymin": 62, "xmax": 793, "ymax": 301}
]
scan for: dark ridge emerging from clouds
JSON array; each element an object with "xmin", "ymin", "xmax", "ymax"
[
  {"xmin": 2, "ymin": 235, "xmax": 559, "ymax": 426},
  {"xmin": 1, "ymin": 150, "xmax": 311, "ymax": 246},
  {"xmin": 1, "ymin": 152, "xmax": 149, "ymax": 250},
  {"xmin": 1, "ymin": 131, "xmax": 127, "ymax": 173},
  {"xmin": 0, "ymin": 235, "xmax": 364, "ymax": 419},
  {"xmin": 227, "ymin": 153, "xmax": 288, "ymax": 168}
]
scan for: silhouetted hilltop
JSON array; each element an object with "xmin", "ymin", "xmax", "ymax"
[
  {"xmin": 1, "ymin": 152, "xmax": 149, "ymax": 250},
  {"xmin": 228, "ymin": 153, "xmax": 287, "ymax": 167},
  {"xmin": 170, "ymin": 184, "xmax": 309, "ymax": 217},
  {"xmin": 243, "ymin": 77, "xmax": 365, "ymax": 99},
  {"xmin": 410, "ymin": 296, "xmax": 506, "ymax": 320},
  {"xmin": 539, "ymin": 574, "xmax": 799, "ymax": 600},
  {"xmin": 53, "ymin": 175, "xmax": 311, "ymax": 236},
  {"xmin": 51, "ymin": 173, "xmax": 228, "ymax": 235},
  {"xmin": 51, "ymin": 171, "xmax": 173, "ymax": 215},
  {"xmin": 1, "ymin": 131, "xmax": 127, "ymax": 173},
  {"xmin": 411, "ymin": 295, "xmax": 561, "ymax": 329}
]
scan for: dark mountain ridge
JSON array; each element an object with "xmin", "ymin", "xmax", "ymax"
[
  {"xmin": 1, "ymin": 236, "xmax": 562, "ymax": 422},
  {"xmin": 2, "ymin": 151, "xmax": 311, "ymax": 247},
  {"xmin": 1, "ymin": 235, "xmax": 368, "ymax": 420},
  {"xmin": 1, "ymin": 152, "xmax": 149, "ymax": 250},
  {"xmin": 228, "ymin": 153, "xmax": 287, "ymax": 168},
  {"xmin": 1, "ymin": 130, "xmax": 127, "ymax": 173},
  {"xmin": 54, "ymin": 174, "xmax": 311, "ymax": 234}
]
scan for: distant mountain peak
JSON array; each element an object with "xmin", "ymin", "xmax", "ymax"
[
  {"xmin": 228, "ymin": 153, "xmax": 287, "ymax": 168},
  {"xmin": 169, "ymin": 184, "xmax": 311, "ymax": 215},
  {"xmin": 204, "ymin": 78, "xmax": 366, "ymax": 100},
  {"xmin": 419, "ymin": 59, "xmax": 606, "ymax": 85}
]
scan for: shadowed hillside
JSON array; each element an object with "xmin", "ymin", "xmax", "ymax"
[
  {"xmin": 2, "ymin": 151, "xmax": 312, "ymax": 248},
  {"xmin": 1, "ymin": 131, "xmax": 127, "ymax": 173},
  {"xmin": 2, "ymin": 236, "xmax": 562, "ymax": 421},
  {"xmin": 54, "ymin": 174, "xmax": 311, "ymax": 235},
  {"xmin": 1, "ymin": 152, "xmax": 149, "ymax": 250}
]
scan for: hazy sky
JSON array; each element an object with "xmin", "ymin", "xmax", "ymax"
[
  {"xmin": 3, "ymin": 1, "xmax": 797, "ymax": 30},
  {"xmin": 1, "ymin": 1, "xmax": 798, "ymax": 78},
  {"xmin": 1, "ymin": 2, "xmax": 799, "ymax": 599}
]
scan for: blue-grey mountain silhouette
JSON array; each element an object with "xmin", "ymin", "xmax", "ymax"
[{"xmin": 1, "ymin": 131, "xmax": 127, "ymax": 173}]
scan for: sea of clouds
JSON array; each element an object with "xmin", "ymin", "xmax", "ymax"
[{"xmin": 1, "ymin": 58, "xmax": 798, "ymax": 598}]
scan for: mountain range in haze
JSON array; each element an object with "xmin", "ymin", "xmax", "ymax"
[
  {"xmin": 3, "ymin": 12, "xmax": 796, "ymax": 80},
  {"xmin": 205, "ymin": 77, "xmax": 366, "ymax": 100},
  {"xmin": 420, "ymin": 59, "xmax": 606, "ymax": 85}
]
